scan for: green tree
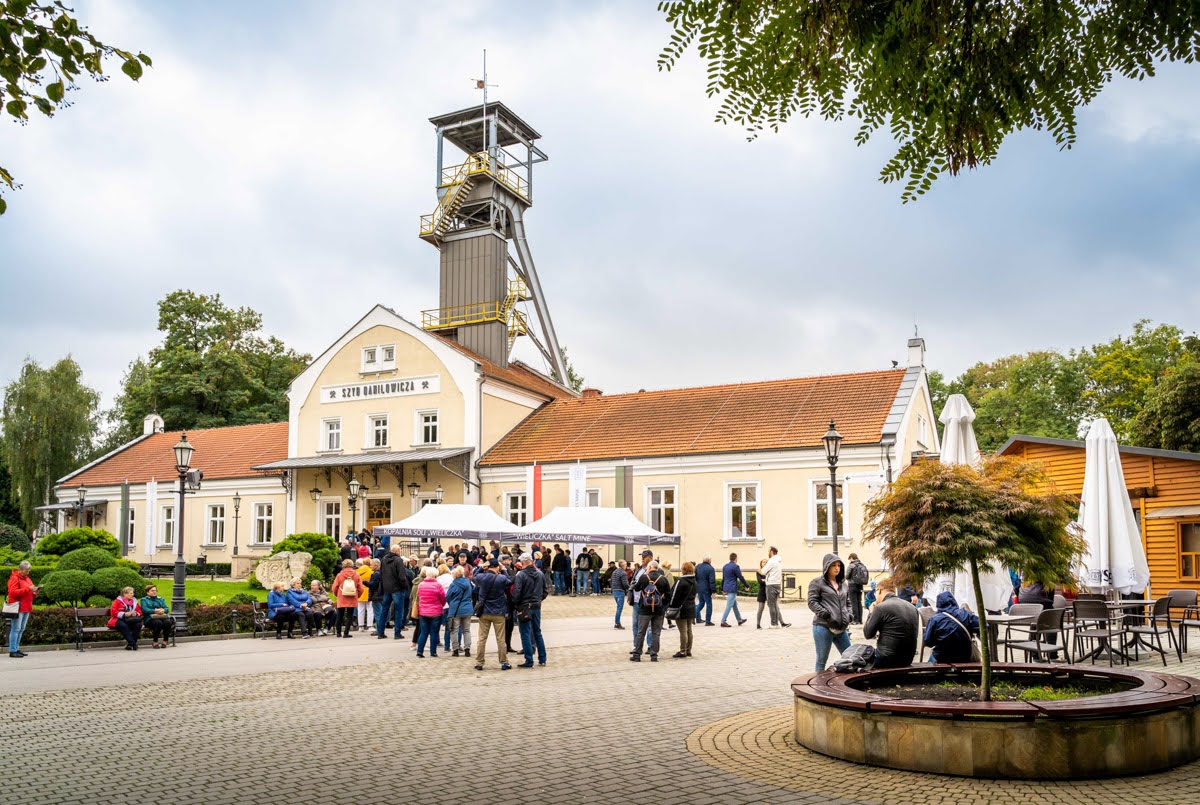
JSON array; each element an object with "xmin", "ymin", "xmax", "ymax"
[
  {"xmin": 658, "ymin": 2, "xmax": 1200, "ymax": 201},
  {"xmin": 926, "ymin": 370, "xmax": 949, "ymax": 439},
  {"xmin": 553, "ymin": 346, "xmax": 585, "ymax": 392},
  {"xmin": 1128, "ymin": 361, "xmax": 1200, "ymax": 452},
  {"xmin": 0, "ymin": 457, "xmax": 24, "ymax": 525},
  {"xmin": 0, "ymin": 0, "xmax": 150, "ymax": 214},
  {"xmin": 34, "ymin": 526, "xmax": 119, "ymax": 557},
  {"xmin": 105, "ymin": 290, "xmax": 310, "ymax": 441},
  {"xmin": 864, "ymin": 457, "xmax": 1080, "ymax": 701},
  {"xmin": 1, "ymin": 357, "xmax": 98, "ymax": 531}
]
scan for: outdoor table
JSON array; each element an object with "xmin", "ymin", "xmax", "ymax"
[
  {"xmin": 1077, "ymin": 600, "xmax": 1155, "ymax": 664},
  {"xmin": 984, "ymin": 613, "xmax": 1035, "ymax": 660},
  {"xmin": 1108, "ymin": 599, "xmax": 1158, "ymax": 658}
]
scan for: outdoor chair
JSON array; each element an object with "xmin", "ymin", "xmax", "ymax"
[
  {"xmin": 1075, "ymin": 593, "xmax": 1105, "ymax": 601},
  {"xmin": 1126, "ymin": 596, "xmax": 1180, "ymax": 665},
  {"xmin": 1073, "ymin": 599, "xmax": 1127, "ymax": 667},
  {"xmin": 1170, "ymin": 589, "xmax": 1200, "ymax": 654},
  {"xmin": 997, "ymin": 603, "xmax": 1044, "ymax": 658},
  {"xmin": 918, "ymin": 606, "xmax": 935, "ymax": 662},
  {"xmin": 1006, "ymin": 608, "xmax": 1067, "ymax": 663}
]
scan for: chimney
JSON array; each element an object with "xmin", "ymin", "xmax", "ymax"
[
  {"xmin": 907, "ymin": 337, "xmax": 925, "ymax": 368},
  {"xmin": 581, "ymin": 388, "xmax": 603, "ymax": 399},
  {"xmin": 143, "ymin": 413, "xmax": 165, "ymax": 435}
]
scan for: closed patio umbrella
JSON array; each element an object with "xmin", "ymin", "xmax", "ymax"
[{"xmin": 1079, "ymin": 418, "xmax": 1150, "ymax": 596}]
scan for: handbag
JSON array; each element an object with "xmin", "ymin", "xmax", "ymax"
[
  {"xmin": 945, "ymin": 612, "xmax": 983, "ymax": 662},
  {"xmin": 123, "ymin": 615, "xmax": 144, "ymax": 626},
  {"xmin": 664, "ymin": 606, "xmax": 682, "ymax": 621},
  {"xmin": 518, "ymin": 603, "xmax": 533, "ymax": 622},
  {"xmin": 150, "ymin": 612, "xmax": 172, "ymax": 620},
  {"xmin": 2, "ymin": 600, "xmax": 19, "ymax": 617}
]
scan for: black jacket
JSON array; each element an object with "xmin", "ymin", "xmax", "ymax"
[
  {"xmin": 512, "ymin": 565, "xmax": 549, "ymax": 609},
  {"xmin": 1018, "ymin": 582, "xmax": 1055, "ymax": 610},
  {"xmin": 847, "ymin": 560, "xmax": 869, "ymax": 591},
  {"xmin": 633, "ymin": 570, "xmax": 671, "ymax": 615},
  {"xmin": 379, "ymin": 553, "xmax": 409, "ymax": 594},
  {"xmin": 668, "ymin": 574, "xmax": 696, "ymax": 619},
  {"xmin": 474, "ymin": 570, "xmax": 514, "ymax": 617},
  {"xmin": 807, "ymin": 553, "xmax": 851, "ymax": 631},
  {"xmin": 862, "ymin": 592, "xmax": 919, "ymax": 668},
  {"xmin": 695, "ymin": 561, "xmax": 717, "ymax": 596},
  {"xmin": 551, "ymin": 552, "xmax": 569, "ymax": 573},
  {"xmin": 755, "ymin": 571, "xmax": 767, "ymax": 603}
]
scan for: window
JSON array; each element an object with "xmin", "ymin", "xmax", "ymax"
[
  {"xmin": 586, "ymin": 488, "xmax": 601, "ymax": 507},
  {"xmin": 647, "ymin": 487, "xmax": 676, "ymax": 534},
  {"xmin": 814, "ymin": 481, "xmax": 845, "ymax": 539},
  {"xmin": 362, "ymin": 347, "xmax": 377, "ymax": 368},
  {"xmin": 160, "ymin": 505, "xmax": 175, "ymax": 547},
  {"xmin": 917, "ymin": 414, "xmax": 929, "ymax": 448},
  {"xmin": 254, "ymin": 502, "xmax": 274, "ymax": 545},
  {"xmin": 726, "ymin": 483, "xmax": 758, "ymax": 540},
  {"xmin": 206, "ymin": 504, "xmax": 226, "ymax": 545},
  {"xmin": 506, "ymin": 492, "xmax": 528, "ymax": 527},
  {"xmin": 383, "ymin": 346, "xmax": 395, "ymax": 363},
  {"xmin": 368, "ymin": 414, "xmax": 389, "ymax": 449},
  {"xmin": 126, "ymin": 507, "xmax": 136, "ymax": 548},
  {"xmin": 1180, "ymin": 522, "xmax": 1200, "ymax": 580},
  {"xmin": 417, "ymin": 410, "xmax": 439, "ymax": 445},
  {"xmin": 322, "ymin": 418, "xmax": 342, "ymax": 451},
  {"xmin": 322, "ymin": 500, "xmax": 342, "ymax": 539},
  {"xmin": 362, "ymin": 344, "xmax": 395, "ymax": 372}
]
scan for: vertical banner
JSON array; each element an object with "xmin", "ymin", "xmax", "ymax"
[
  {"xmin": 120, "ymin": 483, "xmax": 130, "ymax": 557},
  {"xmin": 568, "ymin": 464, "xmax": 587, "ymax": 508},
  {"xmin": 525, "ymin": 464, "xmax": 543, "ymax": 523},
  {"xmin": 144, "ymin": 479, "xmax": 157, "ymax": 557}
]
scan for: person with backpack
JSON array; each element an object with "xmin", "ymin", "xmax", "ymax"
[
  {"xmin": 573, "ymin": 549, "xmax": 591, "ymax": 597},
  {"xmin": 630, "ymin": 561, "xmax": 671, "ymax": 662},
  {"xmin": 846, "ymin": 553, "xmax": 869, "ymax": 625},
  {"xmin": 923, "ymin": 592, "xmax": 981, "ymax": 664},
  {"xmin": 332, "ymin": 559, "xmax": 364, "ymax": 638},
  {"xmin": 807, "ymin": 553, "xmax": 852, "ymax": 672}
]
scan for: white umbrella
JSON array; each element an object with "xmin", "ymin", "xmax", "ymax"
[
  {"xmin": 933, "ymin": 394, "xmax": 1013, "ymax": 612},
  {"xmin": 1079, "ymin": 418, "xmax": 1150, "ymax": 595}
]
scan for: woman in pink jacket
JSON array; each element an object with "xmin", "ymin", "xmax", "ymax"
[
  {"xmin": 332, "ymin": 559, "xmax": 364, "ymax": 638},
  {"xmin": 415, "ymin": 567, "xmax": 446, "ymax": 658}
]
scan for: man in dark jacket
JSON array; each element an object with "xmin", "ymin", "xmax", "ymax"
[
  {"xmin": 339, "ymin": 540, "xmax": 356, "ymax": 563},
  {"xmin": 694, "ymin": 555, "xmax": 717, "ymax": 625},
  {"xmin": 473, "ymin": 559, "xmax": 514, "ymax": 671},
  {"xmin": 512, "ymin": 553, "xmax": 549, "ymax": 667},
  {"xmin": 923, "ymin": 592, "xmax": 981, "ymax": 664},
  {"xmin": 376, "ymin": 546, "xmax": 411, "ymax": 640},
  {"xmin": 551, "ymin": 548, "xmax": 569, "ymax": 595},
  {"xmin": 631, "ymin": 562, "xmax": 672, "ymax": 662},
  {"xmin": 862, "ymin": 576, "xmax": 919, "ymax": 668},
  {"xmin": 846, "ymin": 553, "xmax": 869, "ymax": 625},
  {"xmin": 720, "ymin": 553, "xmax": 751, "ymax": 627}
]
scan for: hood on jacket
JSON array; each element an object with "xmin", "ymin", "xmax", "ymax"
[
  {"xmin": 821, "ymin": 553, "xmax": 845, "ymax": 584},
  {"xmin": 936, "ymin": 592, "xmax": 958, "ymax": 610}
]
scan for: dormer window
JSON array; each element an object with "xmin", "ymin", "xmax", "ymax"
[{"xmin": 361, "ymin": 345, "xmax": 396, "ymax": 373}]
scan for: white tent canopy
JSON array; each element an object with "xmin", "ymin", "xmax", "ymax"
[
  {"xmin": 372, "ymin": 504, "xmax": 514, "ymax": 541},
  {"xmin": 1080, "ymin": 418, "xmax": 1151, "ymax": 595},
  {"xmin": 516, "ymin": 506, "xmax": 681, "ymax": 546}
]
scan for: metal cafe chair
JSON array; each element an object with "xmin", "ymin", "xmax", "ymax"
[
  {"xmin": 1126, "ymin": 596, "xmax": 1180, "ymax": 665},
  {"xmin": 918, "ymin": 606, "xmax": 935, "ymax": 662},
  {"xmin": 1073, "ymin": 598, "xmax": 1127, "ymax": 667},
  {"xmin": 1169, "ymin": 589, "xmax": 1200, "ymax": 654},
  {"xmin": 997, "ymin": 603, "xmax": 1044, "ymax": 659},
  {"xmin": 1006, "ymin": 608, "xmax": 1068, "ymax": 663}
]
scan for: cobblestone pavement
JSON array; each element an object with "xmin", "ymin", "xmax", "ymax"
[{"xmin": 3, "ymin": 595, "xmax": 1200, "ymax": 805}]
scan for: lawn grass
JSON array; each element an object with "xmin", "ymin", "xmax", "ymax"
[{"xmin": 139, "ymin": 579, "xmax": 266, "ymax": 604}]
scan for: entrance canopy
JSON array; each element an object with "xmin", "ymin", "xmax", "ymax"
[
  {"xmin": 373, "ymin": 503, "xmax": 512, "ymax": 541},
  {"xmin": 516, "ymin": 506, "xmax": 681, "ymax": 546}
]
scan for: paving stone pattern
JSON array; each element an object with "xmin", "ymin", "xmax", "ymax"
[{"xmin": 3, "ymin": 596, "xmax": 1200, "ymax": 805}]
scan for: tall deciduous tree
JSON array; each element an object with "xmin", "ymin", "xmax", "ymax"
[
  {"xmin": 106, "ymin": 290, "xmax": 310, "ymax": 442},
  {"xmin": 1128, "ymin": 361, "xmax": 1200, "ymax": 453},
  {"xmin": 0, "ymin": 0, "xmax": 151, "ymax": 214},
  {"xmin": 864, "ymin": 457, "xmax": 1080, "ymax": 701},
  {"xmin": 0, "ymin": 457, "xmax": 24, "ymax": 526},
  {"xmin": 658, "ymin": 2, "xmax": 1200, "ymax": 201},
  {"xmin": 1, "ymin": 356, "xmax": 99, "ymax": 531}
]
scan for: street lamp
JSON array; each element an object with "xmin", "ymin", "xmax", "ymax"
[
  {"xmin": 434, "ymin": 483, "xmax": 444, "ymax": 503},
  {"xmin": 822, "ymin": 419, "xmax": 843, "ymax": 556},
  {"xmin": 309, "ymin": 487, "xmax": 322, "ymax": 503},
  {"xmin": 231, "ymin": 491, "xmax": 241, "ymax": 557},
  {"xmin": 171, "ymin": 432, "xmax": 194, "ymax": 631},
  {"xmin": 407, "ymin": 481, "xmax": 420, "ymax": 499},
  {"xmin": 76, "ymin": 485, "xmax": 88, "ymax": 527},
  {"xmin": 347, "ymin": 476, "xmax": 361, "ymax": 533}
]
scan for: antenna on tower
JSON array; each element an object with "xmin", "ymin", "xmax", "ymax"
[{"xmin": 473, "ymin": 49, "xmax": 499, "ymax": 155}]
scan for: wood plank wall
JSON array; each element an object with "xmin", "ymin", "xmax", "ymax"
[{"xmin": 1006, "ymin": 441, "xmax": 1200, "ymax": 597}]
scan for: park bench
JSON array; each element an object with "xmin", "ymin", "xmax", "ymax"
[
  {"xmin": 138, "ymin": 563, "xmax": 176, "ymax": 579},
  {"xmin": 73, "ymin": 606, "xmax": 176, "ymax": 651},
  {"xmin": 251, "ymin": 600, "xmax": 277, "ymax": 639}
]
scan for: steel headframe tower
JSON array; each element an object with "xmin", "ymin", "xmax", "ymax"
[{"xmin": 418, "ymin": 92, "xmax": 567, "ymax": 382}]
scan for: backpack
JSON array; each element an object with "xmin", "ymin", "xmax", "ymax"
[
  {"xmin": 340, "ymin": 576, "xmax": 358, "ymax": 597},
  {"xmin": 850, "ymin": 562, "xmax": 869, "ymax": 586},
  {"xmin": 641, "ymin": 574, "xmax": 666, "ymax": 612},
  {"xmin": 832, "ymin": 643, "xmax": 876, "ymax": 673}
]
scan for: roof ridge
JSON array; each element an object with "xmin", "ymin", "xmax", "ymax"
[{"xmin": 585, "ymin": 367, "xmax": 905, "ymax": 400}]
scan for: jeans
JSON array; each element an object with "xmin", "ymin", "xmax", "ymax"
[
  {"xmin": 766, "ymin": 584, "xmax": 783, "ymax": 626},
  {"xmin": 634, "ymin": 611, "xmax": 665, "ymax": 657},
  {"xmin": 114, "ymin": 618, "xmax": 143, "ymax": 646},
  {"xmin": 812, "ymin": 624, "xmax": 852, "ymax": 672},
  {"xmin": 441, "ymin": 612, "xmax": 450, "ymax": 650},
  {"xmin": 613, "ymin": 591, "xmax": 626, "ymax": 626},
  {"xmin": 517, "ymin": 608, "xmax": 547, "ymax": 665},
  {"xmin": 416, "ymin": 614, "xmax": 441, "ymax": 655},
  {"xmin": 695, "ymin": 591, "xmax": 713, "ymax": 623},
  {"xmin": 553, "ymin": 571, "xmax": 567, "ymax": 595},
  {"xmin": 721, "ymin": 592, "xmax": 742, "ymax": 624},
  {"xmin": 377, "ymin": 591, "xmax": 407, "ymax": 637},
  {"xmin": 592, "ymin": 570, "xmax": 601, "ymax": 594},
  {"xmin": 475, "ymin": 614, "xmax": 508, "ymax": 666},
  {"xmin": 7, "ymin": 611, "xmax": 29, "ymax": 653},
  {"xmin": 574, "ymin": 569, "xmax": 589, "ymax": 593}
]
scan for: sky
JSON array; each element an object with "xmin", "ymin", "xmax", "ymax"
[{"xmin": 2, "ymin": 1, "xmax": 1198, "ymax": 416}]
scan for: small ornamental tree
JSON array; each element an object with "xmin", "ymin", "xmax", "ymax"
[
  {"xmin": 864, "ymin": 456, "xmax": 1081, "ymax": 701},
  {"xmin": 57, "ymin": 546, "xmax": 119, "ymax": 573},
  {"xmin": 39, "ymin": 569, "xmax": 93, "ymax": 606},
  {"xmin": 36, "ymin": 527, "xmax": 121, "ymax": 557}
]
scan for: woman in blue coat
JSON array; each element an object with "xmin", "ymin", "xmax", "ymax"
[
  {"xmin": 267, "ymin": 581, "xmax": 298, "ymax": 639},
  {"xmin": 445, "ymin": 567, "xmax": 475, "ymax": 656}
]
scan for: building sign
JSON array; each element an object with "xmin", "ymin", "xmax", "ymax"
[{"xmin": 320, "ymin": 375, "xmax": 440, "ymax": 404}]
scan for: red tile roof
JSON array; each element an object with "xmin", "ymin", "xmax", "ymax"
[
  {"xmin": 431, "ymin": 334, "xmax": 575, "ymax": 400},
  {"xmin": 60, "ymin": 422, "xmax": 288, "ymax": 488},
  {"xmin": 479, "ymin": 369, "xmax": 906, "ymax": 466}
]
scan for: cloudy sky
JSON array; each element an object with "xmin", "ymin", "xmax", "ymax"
[{"xmin": 2, "ymin": 1, "xmax": 1198, "ymax": 413}]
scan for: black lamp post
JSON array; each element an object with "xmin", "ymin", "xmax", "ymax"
[
  {"xmin": 347, "ymin": 476, "xmax": 361, "ymax": 533},
  {"xmin": 75, "ymin": 485, "xmax": 88, "ymax": 527},
  {"xmin": 822, "ymin": 419, "xmax": 843, "ymax": 556},
  {"xmin": 171, "ymin": 433, "xmax": 194, "ymax": 631},
  {"xmin": 231, "ymin": 491, "xmax": 241, "ymax": 557}
]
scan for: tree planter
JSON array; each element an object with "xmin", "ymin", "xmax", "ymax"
[{"xmin": 792, "ymin": 663, "xmax": 1200, "ymax": 779}]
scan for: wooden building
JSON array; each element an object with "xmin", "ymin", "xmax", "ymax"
[{"xmin": 999, "ymin": 435, "xmax": 1200, "ymax": 596}]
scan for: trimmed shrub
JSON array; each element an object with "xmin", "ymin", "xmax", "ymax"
[
  {"xmin": 36, "ymin": 527, "xmax": 121, "ymax": 558},
  {"xmin": 0, "ymin": 523, "xmax": 31, "ymax": 553},
  {"xmin": 301, "ymin": 566, "xmax": 325, "ymax": 586},
  {"xmin": 225, "ymin": 592, "xmax": 259, "ymax": 606},
  {"xmin": 116, "ymin": 558, "xmax": 143, "ymax": 572},
  {"xmin": 0, "ymin": 565, "xmax": 56, "ymax": 590},
  {"xmin": 91, "ymin": 566, "xmax": 149, "ymax": 599},
  {"xmin": 40, "ymin": 570, "xmax": 94, "ymax": 606},
  {"xmin": 186, "ymin": 562, "xmax": 232, "ymax": 576},
  {"xmin": 185, "ymin": 598, "xmax": 203, "ymax": 609},
  {"xmin": 58, "ymin": 546, "xmax": 119, "ymax": 573},
  {"xmin": 85, "ymin": 594, "xmax": 113, "ymax": 608},
  {"xmin": 246, "ymin": 572, "xmax": 264, "ymax": 590},
  {"xmin": 273, "ymin": 533, "xmax": 338, "ymax": 578}
]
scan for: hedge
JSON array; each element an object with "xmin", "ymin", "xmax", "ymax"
[
  {"xmin": 0, "ymin": 566, "xmax": 56, "ymax": 587},
  {"xmin": 271, "ymin": 533, "xmax": 338, "ymax": 579},
  {"xmin": 8, "ymin": 604, "xmax": 257, "ymax": 646},
  {"xmin": 58, "ymin": 546, "xmax": 119, "ymax": 573},
  {"xmin": 91, "ymin": 567, "xmax": 150, "ymax": 598},
  {"xmin": 186, "ymin": 562, "xmax": 232, "ymax": 576},
  {"xmin": 39, "ymin": 570, "xmax": 94, "ymax": 606},
  {"xmin": 35, "ymin": 527, "xmax": 121, "ymax": 558}
]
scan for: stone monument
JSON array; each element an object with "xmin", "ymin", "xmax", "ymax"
[{"xmin": 252, "ymin": 551, "xmax": 313, "ymax": 587}]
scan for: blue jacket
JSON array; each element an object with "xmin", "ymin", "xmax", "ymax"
[
  {"xmin": 446, "ymin": 577, "xmax": 475, "ymax": 618},
  {"xmin": 721, "ymin": 562, "xmax": 749, "ymax": 594},
  {"xmin": 285, "ymin": 588, "xmax": 312, "ymax": 609},
  {"xmin": 474, "ymin": 570, "xmax": 513, "ymax": 616},
  {"xmin": 267, "ymin": 589, "xmax": 293, "ymax": 619},
  {"xmin": 695, "ymin": 561, "xmax": 717, "ymax": 596},
  {"xmin": 923, "ymin": 592, "xmax": 980, "ymax": 664}
]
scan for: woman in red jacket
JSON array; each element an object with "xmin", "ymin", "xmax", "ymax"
[
  {"xmin": 331, "ymin": 559, "xmax": 363, "ymax": 639},
  {"xmin": 415, "ymin": 566, "xmax": 446, "ymax": 658},
  {"xmin": 108, "ymin": 586, "xmax": 144, "ymax": 650},
  {"xmin": 6, "ymin": 560, "xmax": 38, "ymax": 658}
]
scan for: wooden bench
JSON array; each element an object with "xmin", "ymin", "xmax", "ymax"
[
  {"xmin": 138, "ymin": 563, "xmax": 176, "ymax": 579},
  {"xmin": 73, "ymin": 606, "xmax": 176, "ymax": 650},
  {"xmin": 251, "ymin": 600, "xmax": 276, "ymax": 640}
]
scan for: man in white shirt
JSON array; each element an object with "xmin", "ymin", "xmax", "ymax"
[{"xmin": 762, "ymin": 546, "xmax": 790, "ymax": 628}]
